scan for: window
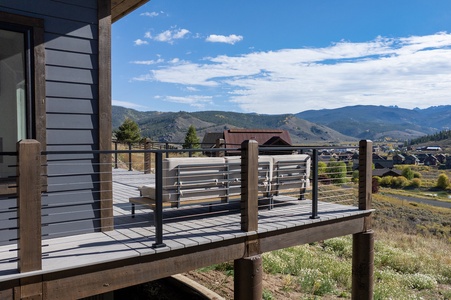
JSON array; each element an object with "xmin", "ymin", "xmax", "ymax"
[{"xmin": 0, "ymin": 12, "xmax": 45, "ymax": 194}]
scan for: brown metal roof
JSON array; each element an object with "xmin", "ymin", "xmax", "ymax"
[
  {"xmin": 223, "ymin": 129, "xmax": 292, "ymax": 148},
  {"xmin": 111, "ymin": 0, "xmax": 149, "ymax": 23}
]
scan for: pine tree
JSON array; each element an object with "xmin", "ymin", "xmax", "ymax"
[
  {"xmin": 182, "ymin": 125, "xmax": 200, "ymax": 149},
  {"xmin": 114, "ymin": 118, "xmax": 141, "ymax": 144}
]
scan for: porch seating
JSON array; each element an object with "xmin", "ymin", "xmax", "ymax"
[{"xmin": 129, "ymin": 154, "xmax": 310, "ymax": 216}]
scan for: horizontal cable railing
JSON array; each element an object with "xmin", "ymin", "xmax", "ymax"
[{"xmin": 1, "ymin": 139, "xmax": 372, "ymax": 274}]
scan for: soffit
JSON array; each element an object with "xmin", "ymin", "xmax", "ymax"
[{"xmin": 111, "ymin": 0, "xmax": 149, "ymax": 23}]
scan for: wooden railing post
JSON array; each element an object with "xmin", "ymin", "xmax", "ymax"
[
  {"xmin": 235, "ymin": 140, "xmax": 262, "ymax": 300},
  {"xmin": 240, "ymin": 140, "xmax": 259, "ymax": 232},
  {"xmin": 17, "ymin": 140, "xmax": 42, "ymax": 272},
  {"xmin": 144, "ymin": 138, "xmax": 152, "ymax": 174},
  {"xmin": 352, "ymin": 139, "xmax": 374, "ymax": 300}
]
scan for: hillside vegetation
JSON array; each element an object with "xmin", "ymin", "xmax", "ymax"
[
  {"xmin": 112, "ymin": 106, "xmax": 355, "ymax": 144},
  {"xmin": 183, "ymin": 193, "xmax": 451, "ymax": 300},
  {"xmin": 113, "ymin": 104, "xmax": 451, "ymax": 143}
]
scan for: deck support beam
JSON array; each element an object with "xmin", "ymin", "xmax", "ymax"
[
  {"xmin": 98, "ymin": 0, "xmax": 113, "ymax": 231},
  {"xmin": 352, "ymin": 230, "xmax": 374, "ymax": 299},
  {"xmin": 234, "ymin": 255, "xmax": 263, "ymax": 300},
  {"xmin": 352, "ymin": 139, "xmax": 374, "ymax": 299},
  {"xmin": 235, "ymin": 140, "xmax": 262, "ymax": 300}
]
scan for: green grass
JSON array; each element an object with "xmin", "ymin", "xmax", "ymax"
[{"xmin": 194, "ymin": 191, "xmax": 451, "ymax": 299}]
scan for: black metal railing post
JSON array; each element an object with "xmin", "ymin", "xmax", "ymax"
[
  {"xmin": 310, "ymin": 149, "xmax": 319, "ymax": 219},
  {"xmin": 152, "ymin": 151, "xmax": 166, "ymax": 248},
  {"xmin": 165, "ymin": 142, "xmax": 169, "ymax": 158},
  {"xmin": 114, "ymin": 141, "xmax": 118, "ymax": 169},
  {"xmin": 128, "ymin": 142, "xmax": 132, "ymax": 171}
]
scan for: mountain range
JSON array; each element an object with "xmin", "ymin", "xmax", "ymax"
[{"xmin": 112, "ymin": 105, "xmax": 451, "ymax": 144}]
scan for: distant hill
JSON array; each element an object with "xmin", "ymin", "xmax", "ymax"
[
  {"xmin": 113, "ymin": 105, "xmax": 451, "ymax": 143},
  {"xmin": 296, "ymin": 105, "xmax": 451, "ymax": 141},
  {"xmin": 112, "ymin": 106, "xmax": 355, "ymax": 144}
]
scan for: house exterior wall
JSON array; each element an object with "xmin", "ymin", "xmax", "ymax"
[{"xmin": 0, "ymin": 0, "xmax": 102, "ymax": 244}]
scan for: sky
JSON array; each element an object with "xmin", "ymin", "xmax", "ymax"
[{"xmin": 112, "ymin": 0, "xmax": 451, "ymax": 114}]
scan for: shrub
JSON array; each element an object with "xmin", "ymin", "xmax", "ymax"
[
  {"xmin": 318, "ymin": 161, "xmax": 327, "ymax": 175},
  {"xmin": 352, "ymin": 170, "xmax": 359, "ymax": 183},
  {"xmin": 372, "ymin": 177, "xmax": 380, "ymax": 193},
  {"xmin": 402, "ymin": 167, "xmax": 415, "ymax": 180},
  {"xmin": 380, "ymin": 176, "xmax": 393, "ymax": 187},
  {"xmin": 437, "ymin": 173, "xmax": 449, "ymax": 190},
  {"xmin": 409, "ymin": 178, "xmax": 422, "ymax": 188},
  {"xmin": 392, "ymin": 176, "xmax": 409, "ymax": 188},
  {"xmin": 413, "ymin": 171, "xmax": 421, "ymax": 179},
  {"xmin": 327, "ymin": 161, "xmax": 348, "ymax": 184}
]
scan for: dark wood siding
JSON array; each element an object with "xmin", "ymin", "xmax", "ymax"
[{"xmin": 0, "ymin": 0, "xmax": 102, "ymax": 244}]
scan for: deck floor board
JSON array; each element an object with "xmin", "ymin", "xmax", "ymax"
[{"xmin": 0, "ymin": 168, "xmax": 369, "ymax": 282}]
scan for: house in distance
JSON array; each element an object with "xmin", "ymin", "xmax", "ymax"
[{"xmin": 202, "ymin": 128, "xmax": 293, "ymax": 156}]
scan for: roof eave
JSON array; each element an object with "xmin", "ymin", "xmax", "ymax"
[{"xmin": 111, "ymin": 0, "xmax": 150, "ymax": 23}]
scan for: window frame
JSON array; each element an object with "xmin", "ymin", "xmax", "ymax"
[{"xmin": 0, "ymin": 12, "xmax": 46, "ymax": 195}]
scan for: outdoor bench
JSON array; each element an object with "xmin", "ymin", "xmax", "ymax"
[{"xmin": 129, "ymin": 154, "xmax": 310, "ymax": 217}]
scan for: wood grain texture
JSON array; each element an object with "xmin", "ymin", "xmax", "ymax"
[
  {"xmin": 17, "ymin": 140, "xmax": 42, "ymax": 272},
  {"xmin": 98, "ymin": 0, "xmax": 113, "ymax": 231}
]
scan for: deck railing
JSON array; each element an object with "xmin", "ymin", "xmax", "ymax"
[{"xmin": 0, "ymin": 139, "xmax": 372, "ymax": 274}]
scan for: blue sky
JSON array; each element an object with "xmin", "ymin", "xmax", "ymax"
[{"xmin": 112, "ymin": 0, "xmax": 451, "ymax": 114}]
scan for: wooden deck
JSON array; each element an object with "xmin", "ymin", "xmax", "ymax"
[{"xmin": 0, "ymin": 168, "xmax": 372, "ymax": 298}]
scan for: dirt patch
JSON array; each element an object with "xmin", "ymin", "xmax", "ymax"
[{"xmin": 183, "ymin": 270, "xmax": 342, "ymax": 300}]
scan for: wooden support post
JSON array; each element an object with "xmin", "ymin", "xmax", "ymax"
[
  {"xmin": 240, "ymin": 140, "xmax": 259, "ymax": 232},
  {"xmin": 98, "ymin": 0, "xmax": 113, "ymax": 231},
  {"xmin": 17, "ymin": 140, "xmax": 42, "ymax": 272},
  {"xmin": 144, "ymin": 138, "xmax": 152, "ymax": 174},
  {"xmin": 234, "ymin": 255, "xmax": 263, "ymax": 300},
  {"xmin": 352, "ymin": 230, "xmax": 374, "ymax": 299},
  {"xmin": 352, "ymin": 139, "xmax": 374, "ymax": 300}
]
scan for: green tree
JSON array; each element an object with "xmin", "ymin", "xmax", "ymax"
[
  {"xmin": 436, "ymin": 173, "xmax": 449, "ymax": 190},
  {"xmin": 114, "ymin": 118, "xmax": 141, "ymax": 144},
  {"xmin": 182, "ymin": 125, "xmax": 200, "ymax": 149}
]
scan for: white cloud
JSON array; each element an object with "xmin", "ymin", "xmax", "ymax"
[
  {"xmin": 140, "ymin": 11, "xmax": 160, "ymax": 17},
  {"xmin": 206, "ymin": 34, "xmax": 243, "ymax": 45},
  {"xmin": 131, "ymin": 59, "xmax": 164, "ymax": 65},
  {"xmin": 163, "ymin": 95, "xmax": 213, "ymax": 108},
  {"xmin": 134, "ymin": 39, "xmax": 148, "ymax": 46},
  {"xmin": 113, "ymin": 100, "xmax": 149, "ymax": 110},
  {"xmin": 154, "ymin": 28, "xmax": 190, "ymax": 43},
  {"xmin": 134, "ymin": 32, "xmax": 451, "ymax": 114}
]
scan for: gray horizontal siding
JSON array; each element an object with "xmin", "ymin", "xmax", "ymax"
[
  {"xmin": 46, "ymin": 66, "xmax": 98, "ymax": 84},
  {"xmin": 47, "ymin": 159, "xmax": 98, "ymax": 175},
  {"xmin": 47, "ymin": 114, "xmax": 97, "ymax": 129},
  {"xmin": 46, "ymin": 98, "xmax": 98, "ymax": 114},
  {"xmin": 42, "ymin": 190, "xmax": 97, "ymax": 206},
  {"xmin": 45, "ymin": 33, "xmax": 98, "ymax": 54},
  {"xmin": 46, "ymin": 50, "xmax": 96, "ymax": 69},
  {"xmin": 47, "ymin": 129, "xmax": 99, "ymax": 145},
  {"xmin": 46, "ymin": 174, "xmax": 98, "ymax": 192},
  {"xmin": 0, "ymin": 2, "xmax": 97, "ymax": 23},
  {"xmin": 0, "ymin": 0, "xmax": 104, "ymax": 242},
  {"xmin": 42, "ymin": 218, "xmax": 99, "ymax": 238},
  {"xmin": 47, "ymin": 81, "xmax": 97, "ymax": 99},
  {"xmin": 53, "ymin": 0, "xmax": 97, "ymax": 9},
  {"xmin": 45, "ymin": 16, "xmax": 97, "ymax": 39},
  {"xmin": 42, "ymin": 203, "xmax": 97, "ymax": 224}
]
